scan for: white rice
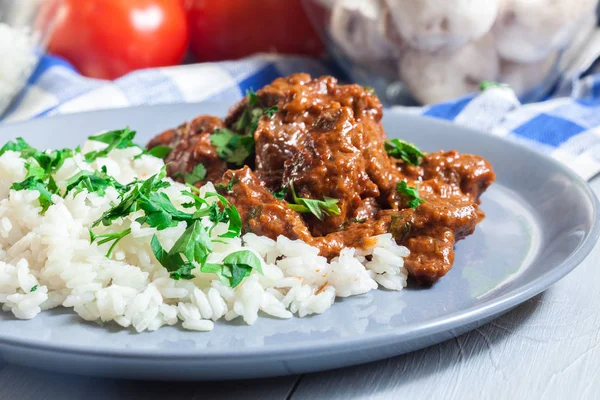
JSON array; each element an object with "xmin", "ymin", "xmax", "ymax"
[{"xmin": 0, "ymin": 139, "xmax": 409, "ymax": 332}]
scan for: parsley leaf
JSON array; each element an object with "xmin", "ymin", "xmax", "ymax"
[
  {"xmin": 3, "ymin": 138, "xmax": 77, "ymax": 213},
  {"xmin": 210, "ymin": 128, "xmax": 254, "ymax": 166},
  {"xmin": 145, "ymin": 145, "xmax": 172, "ymax": 160},
  {"xmin": 65, "ymin": 166, "xmax": 124, "ymax": 196},
  {"xmin": 84, "ymin": 127, "xmax": 142, "ymax": 162},
  {"xmin": 30, "ymin": 285, "xmax": 38, "ymax": 292},
  {"xmin": 136, "ymin": 191, "xmax": 194, "ymax": 230},
  {"xmin": 286, "ymin": 183, "xmax": 340, "ymax": 220},
  {"xmin": 92, "ymin": 167, "xmax": 170, "ymax": 227},
  {"xmin": 385, "ymin": 139, "xmax": 424, "ymax": 165},
  {"xmin": 396, "ymin": 180, "xmax": 425, "ymax": 209},
  {"xmin": 11, "ymin": 163, "xmax": 60, "ymax": 213},
  {"xmin": 215, "ymin": 176, "xmax": 238, "ymax": 194},
  {"xmin": 204, "ymin": 192, "xmax": 241, "ymax": 238},
  {"xmin": 89, "ymin": 227, "xmax": 132, "ymax": 257},
  {"xmin": 263, "ymin": 105, "xmax": 279, "ymax": 118},
  {"xmin": 150, "ymin": 234, "xmax": 193, "ymax": 280},
  {"xmin": 272, "ymin": 187, "xmax": 287, "ymax": 200},
  {"xmin": 232, "ymin": 89, "xmax": 278, "ymax": 136},
  {"xmin": 184, "ymin": 163, "xmax": 207, "ymax": 185},
  {"xmin": 150, "ymin": 220, "xmax": 212, "ymax": 280},
  {"xmin": 0, "ymin": 137, "xmax": 32, "ymax": 156},
  {"xmin": 202, "ymin": 250, "xmax": 263, "ymax": 288}
]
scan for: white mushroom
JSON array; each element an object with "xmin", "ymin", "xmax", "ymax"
[
  {"xmin": 494, "ymin": 0, "xmax": 598, "ymax": 63},
  {"xmin": 383, "ymin": 0, "xmax": 501, "ymax": 53},
  {"xmin": 398, "ymin": 34, "xmax": 499, "ymax": 104},
  {"xmin": 499, "ymin": 53, "xmax": 558, "ymax": 96},
  {"xmin": 329, "ymin": 0, "xmax": 395, "ymax": 62}
]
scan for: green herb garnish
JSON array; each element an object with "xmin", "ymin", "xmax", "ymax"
[
  {"xmin": 385, "ymin": 139, "xmax": 424, "ymax": 165},
  {"xmin": 2, "ymin": 138, "xmax": 77, "ymax": 212},
  {"xmin": 89, "ymin": 227, "xmax": 132, "ymax": 257},
  {"xmin": 150, "ymin": 220, "xmax": 212, "ymax": 280},
  {"xmin": 272, "ymin": 186, "xmax": 287, "ymax": 200},
  {"xmin": 233, "ymin": 89, "xmax": 266, "ymax": 136},
  {"xmin": 184, "ymin": 163, "xmax": 207, "ymax": 185},
  {"xmin": 84, "ymin": 127, "xmax": 142, "ymax": 162},
  {"xmin": 396, "ymin": 180, "xmax": 425, "ymax": 209},
  {"xmin": 30, "ymin": 285, "xmax": 38, "ymax": 292},
  {"xmin": 286, "ymin": 183, "xmax": 340, "ymax": 220},
  {"xmin": 145, "ymin": 145, "xmax": 172, "ymax": 160},
  {"xmin": 10, "ymin": 162, "xmax": 61, "ymax": 213},
  {"xmin": 65, "ymin": 166, "xmax": 124, "ymax": 196},
  {"xmin": 211, "ymin": 128, "xmax": 254, "ymax": 166},
  {"xmin": 92, "ymin": 167, "xmax": 173, "ymax": 228},
  {"xmin": 202, "ymin": 250, "xmax": 263, "ymax": 288},
  {"xmin": 215, "ymin": 176, "xmax": 238, "ymax": 194},
  {"xmin": 0, "ymin": 137, "xmax": 32, "ymax": 156},
  {"xmin": 263, "ymin": 105, "xmax": 279, "ymax": 118}
]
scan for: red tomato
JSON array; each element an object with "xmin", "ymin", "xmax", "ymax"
[
  {"xmin": 186, "ymin": 0, "xmax": 324, "ymax": 62},
  {"xmin": 48, "ymin": 0, "xmax": 189, "ymax": 80}
]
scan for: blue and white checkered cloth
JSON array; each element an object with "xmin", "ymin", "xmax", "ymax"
[{"xmin": 1, "ymin": 54, "xmax": 599, "ymax": 180}]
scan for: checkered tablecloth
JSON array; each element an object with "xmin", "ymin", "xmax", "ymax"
[{"xmin": 2, "ymin": 54, "xmax": 599, "ymax": 180}]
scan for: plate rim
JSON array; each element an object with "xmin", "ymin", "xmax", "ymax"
[{"xmin": 0, "ymin": 104, "xmax": 598, "ymax": 360}]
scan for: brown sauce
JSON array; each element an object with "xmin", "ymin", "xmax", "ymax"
[{"xmin": 147, "ymin": 74, "xmax": 495, "ymax": 285}]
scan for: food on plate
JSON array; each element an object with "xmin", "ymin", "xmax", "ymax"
[
  {"xmin": 398, "ymin": 35, "xmax": 499, "ymax": 104},
  {"xmin": 47, "ymin": 0, "xmax": 189, "ymax": 79},
  {"xmin": 149, "ymin": 74, "xmax": 495, "ymax": 284},
  {"xmin": 0, "ymin": 75, "xmax": 494, "ymax": 332}
]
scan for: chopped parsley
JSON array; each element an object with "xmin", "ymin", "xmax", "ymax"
[
  {"xmin": 210, "ymin": 89, "xmax": 278, "ymax": 166},
  {"xmin": 272, "ymin": 186, "xmax": 287, "ymax": 200},
  {"xmin": 84, "ymin": 127, "xmax": 142, "ymax": 162},
  {"xmin": 3, "ymin": 128, "xmax": 259, "ymax": 288},
  {"xmin": 385, "ymin": 139, "xmax": 424, "ymax": 165},
  {"xmin": 30, "ymin": 285, "xmax": 38, "ymax": 292},
  {"xmin": 2, "ymin": 137, "xmax": 78, "ymax": 212},
  {"xmin": 89, "ymin": 171, "xmax": 246, "ymax": 283},
  {"xmin": 145, "ymin": 145, "xmax": 172, "ymax": 160},
  {"xmin": 286, "ymin": 183, "xmax": 340, "ymax": 220},
  {"xmin": 211, "ymin": 128, "xmax": 254, "ymax": 166},
  {"xmin": 150, "ymin": 220, "xmax": 211, "ymax": 280},
  {"xmin": 214, "ymin": 176, "xmax": 238, "ymax": 194},
  {"xmin": 232, "ymin": 89, "xmax": 278, "ymax": 136},
  {"xmin": 65, "ymin": 166, "xmax": 124, "ymax": 196},
  {"xmin": 202, "ymin": 250, "xmax": 263, "ymax": 288},
  {"xmin": 396, "ymin": 180, "xmax": 425, "ymax": 209},
  {"xmin": 263, "ymin": 105, "xmax": 279, "ymax": 118},
  {"xmin": 90, "ymin": 227, "xmax": 132, "ymax": 258},
  {"xmin": 0, "ymin": 137, "xmax": 32, "ymax": 156},
  {"xmin": 11, "ymin": 165, "xmax": 58, "ymax": 213},
  {"xmin": 184, "ymin": 163, "xmax": 207, "ymax": 185}
]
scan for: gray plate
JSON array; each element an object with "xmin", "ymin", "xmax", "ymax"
[{"xmin": 0, "ymin": 103, "xmax": 598, "ymax": 381}]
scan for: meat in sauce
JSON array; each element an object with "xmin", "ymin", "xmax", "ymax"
[{"xmin": 147, "ymin": 74, "xmax": 495, "ymax": 285}]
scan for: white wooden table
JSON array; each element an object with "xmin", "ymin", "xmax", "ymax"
[{"xmin": 1, "ymin": 177, "xmax": 598, "ymax": 400}]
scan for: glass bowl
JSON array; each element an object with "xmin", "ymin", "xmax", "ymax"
[
  {"xmin": 0, "ymin": 0, "xmax": 61, "ymax": 116},
  {"xmin": 302, "ymin": 0, "xmax": 600, "ymax": 105}
]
